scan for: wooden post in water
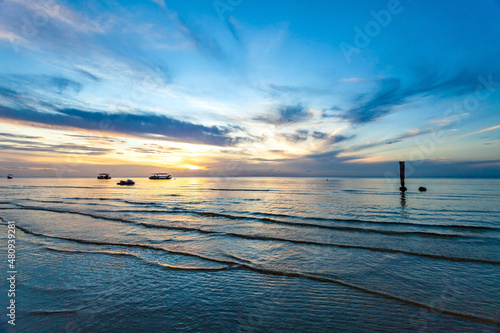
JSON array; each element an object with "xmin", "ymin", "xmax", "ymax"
[{"xmin": 399, "ymin": 161, "xmax": 407, "ymax": 192}]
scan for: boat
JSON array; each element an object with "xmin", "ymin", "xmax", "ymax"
[
  {"xmin": 97, "ymin": 173, "xmax": 111, "ymax": 179},
  {"xmin": 149, "ymin": 173, "xmax": 172, "ymax": 180},
  {"xmin": 117, "ymin": 179, "xmax": 135, "ymax": 186},
  {"xmin": 7, "ymin": 174, "xmax": 13, "ymax": 179}
]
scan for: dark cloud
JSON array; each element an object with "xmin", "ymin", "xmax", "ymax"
[
  {"xmin": 75, "ymin": 69, "xmax": 101, "ymax": 82},
  {"xmin": 0, "ymin": 87, "xmax": 21, "ymax": 99},
  {"xmin": 64, "ymin": 134, "xmax": 127, "ymax": 144},
  {"xmin": 341, "ymin": 78, "xmax": 401, "ymax": 124},
  {"xmin": 50, "ymin": 77, "xmax": 83, "ymax": 94},
  {"xmin": 279, "ymin": 131, "xmax": 353, "ymax": 145},
  {"xmin": 0, "ymin": 133, "xmax": 43, "ymax": 139},
  {"xmin": 326, "ymin": 134, "xmax": 354, "ymax": 145},
  {"xmin": 0, "ymin": 143, "xmax": 112, "ymax": 156},
  {"xmin": 254, "ymin": 104, "xmax": 312, "ymax": 126},
  {"xmin": 348, "ymin": 129, "xmax": 432, "ymax": 152},
  {"xmin": 0, "ymin": 104, "xmax": 239, "ymax": 147},
  {"xmin": 305, "ymin": 150, "xmax": 340, "ymax": 160},
  {"xmin": 219, "ymin": 149, "xmax": 251, "ymax": 155},
  {"xmin": 129, "ymin": 144, "xmax": 181, "ymax": 155},
  {"xmin": 1, "ymin": 75, "xmax": 83, "ymax": 95},
  {"xmin": 322, "ymin": 106, "xmax": 343, "ymax": 118},
  {"xmin": 340, "ymin": 68, "xmax": 500, "ymax": 125},
  {"xmin": 280, "ymin": 130, "xmax": 309, "ymax": 143},
  {"xmin": 312, "ymin": 131, "xmax": 328, "ymax": 140},
  {"xmin": 251, "ymin": 157, "xmax": 291, "ymax": 162}
]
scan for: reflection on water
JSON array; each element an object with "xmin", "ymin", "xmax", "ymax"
[
  {"xmin": 399, "ymin": 191, "xmax": 408, "ymax": 219},
  {"xmin": 0, "ymin": 177, "xmax": 499, "ymax": 331}
]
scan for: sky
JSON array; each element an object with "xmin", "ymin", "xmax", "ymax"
[{"xmin": 0, "ymin": 0, "xmax": 499, "ymax": 178}]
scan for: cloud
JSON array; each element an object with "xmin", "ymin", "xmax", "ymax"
[
  {"xmin": 340, "ymin": 68, "xmax": 500, "ymax": 125},
  {"xmin": 430, "ymin": 113, "xmax": 469, "ymax": 127},
  {"xmin": 462, "ymin": 124, "xmax": 500, "ymax": 138},
  {"xmin": 64, "ymin": 134, "xmax": 126, "ymax": 144},
  {"xmin": 0, "ymin": 132, "xmax": 43, "ymax": 139},
  {"xmin": 322, "ymin": 106, "xmax": 343, "ymax": 118},
  {"xmin": 347, "ymin": 129, "xmax": 433, "ymax": 153},
  {"xmin": 279, "ymin": 130, "xmax": 309, "ymax": 143},
  {"xmin": 0, "ymin": 139, "xmax": 113, "ymax": 155},
  {"xmin": 129, "ymin": 143, "xmax": 181, "ymax": 155},
  {"xmin": 339, "ymin": 77, "xmax": 370, "ymax": 83},
  {"xmin": 150, "ymin": 0, "xmax": 166, "ymax": 7},
  {"xmin": 254, "ymin": 104, "xmax": 312, "ymax": 125},
  {"xmin": 0, "ymin": 0, "xmax": 105, "ymax": 53},
  {"xmin": 0, "ymin": 104, "xmax": 240, "ymax": 147},
  {"xmin": 1, "ymin": 75, "xmax": 83, "ymax": 96},
  {"xmin": 305, "ymin": 150, "xmax": 340, "ymax": 160},
  {"xmin": 265, "ymin": 84, "xmax": 329, "ymax": 98},
  {"xmin": 341, "ymin": 78, "xmax": 401, "ymax": 124},
  {"xmin": 326, "ymin": 134, "xmax": 354, "ymax": 145},
  {"xmin": 74, "ymin": 69, "xmax": 101, "ymax": 82},
  {"xmin": 311, "ymin": 131, "xmax": 328, "ymax": 140}
]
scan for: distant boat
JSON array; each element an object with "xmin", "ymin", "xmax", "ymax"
[
  {"xmin": 149, "ymin": 173, "xmax": 172, "ymax": 180},
  {"xmin": 7, "ymin": 174, "xmax": 13, "ymax": 179},
  {"xmin": 117, "ymin": 179, "xmax": 135, "ymax": 186},
  {"xmin": 97, "ymin": 173, "xmax": 112, "ymax": 179}
]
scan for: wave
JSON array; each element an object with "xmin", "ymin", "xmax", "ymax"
[
  {"xmin": 244, "ymin": 210, "xmax": 500, "ymax": 232},
  {"xmin": 4, "ymin": 209, "xmax": 500, "ymax": 265},
  {"xmin": 9, "ymin": 185, "xmax": 107, "ymax": 189},
  {"xmin": 210, "ymin": 188, "xmax": 273, "ymax": 192},
  {"xmin": 3, "ymin": 219, "xmax": 235, "ymax": 266},
  {"xmin": 65, "ymin": 197, "xmax": 117, "ymax": 201},
  {"xmin": 21, "ymin": 198, "xmax": 496, "ymax": 235},
  {"xmin": 223, "ymin": 253, "xmax": 500, "ymax": 326},
  {"xmin": 45, "ymin": 247, "xmax": 236, "ymax": 271},
  {"xmin": 124, "ymin": 200, "xmax": 160, "ymax": 206},
  {"xmin": 4, "ymin": 217, "xmax": 498, "ymax": 325},
  {"xmin": 29, "ymin": 309, "xmax": 81, "ymax": 315},
  {"xmin": 82, "ymin": 198, "xmax": 497, "ymax": 233},
  {"xmin": 11, "ymin": 203, "xmax": 478, "ymax": 242},
  {"xmin": 107, "ymin": 207, "xmax": 499, "ymax": 237}
]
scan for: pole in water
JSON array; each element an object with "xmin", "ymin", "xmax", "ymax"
[{"xmin": 399, "ymin": 161, "xmax": 407, "ymax": 192}]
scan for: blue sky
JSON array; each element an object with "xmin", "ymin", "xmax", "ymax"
[{"xmin": 0, "ymin": 0, "xmax": 499, "ymax": 177}]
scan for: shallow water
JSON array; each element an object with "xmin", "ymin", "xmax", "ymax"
[{"xmin": 0, "ymin": 177, "xmax": 499, "ymax": 332}]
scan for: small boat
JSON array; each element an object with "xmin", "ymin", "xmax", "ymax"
[
  {"xmin": 149, "ymin": 173, "xmax": 172, "ymax": 180},
  {"xmin": 7, "ymin": 174, "xmax": 13, "ymax": 179},
  {"xmin": 97, "ymin": 173, "xmax": 111, "ymax": 179},
  {"xmin": 117, "ymin": 179, "xmax": 135, "ymax": 186}
]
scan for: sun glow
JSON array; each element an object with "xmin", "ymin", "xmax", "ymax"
[{"xmin": 181, "ymin": 164, "xmax": 203, "ymax": 170}]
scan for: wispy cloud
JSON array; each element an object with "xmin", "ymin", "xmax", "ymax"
[
  {"xmin": 0, "ymin": 104, "xmax": 241, "ymax": 147},
  {"xmin": 150, "ymin": 0, "xmax": 166, "ymax": 8},
  {"xmin": 254, "ymin": 104, "xmax": 312, "ymax": 126},
  {"xmin": 462, "ymin": 124, "xmax": 500, "ymax": 138},
  {"xmin": 279, "ymin": 129, "xmax": 309, "ymax": 143},
  {"xmin": 0, "ymin": 136, "xmax": 113, "ymax": 155},
  {"xmin": 340, "ymin": 67, "xmax": 500, "ymax": 125},
  {"xmin": 339, "ymin": 77, "xmax": 370, "ymax": 83}
]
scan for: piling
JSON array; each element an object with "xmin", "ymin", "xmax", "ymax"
[{"xmin": 399, "ymin": 161, "xmax": 407, "ymax": 192}]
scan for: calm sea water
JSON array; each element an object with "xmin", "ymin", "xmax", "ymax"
[{"xmin": 0, "ymin": 177, "xmax": 499, "ymax": 332}]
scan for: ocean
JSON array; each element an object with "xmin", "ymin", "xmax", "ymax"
[{"xmin": 0, "ymin": 177, "xmax": 499, "ymax": 332}]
